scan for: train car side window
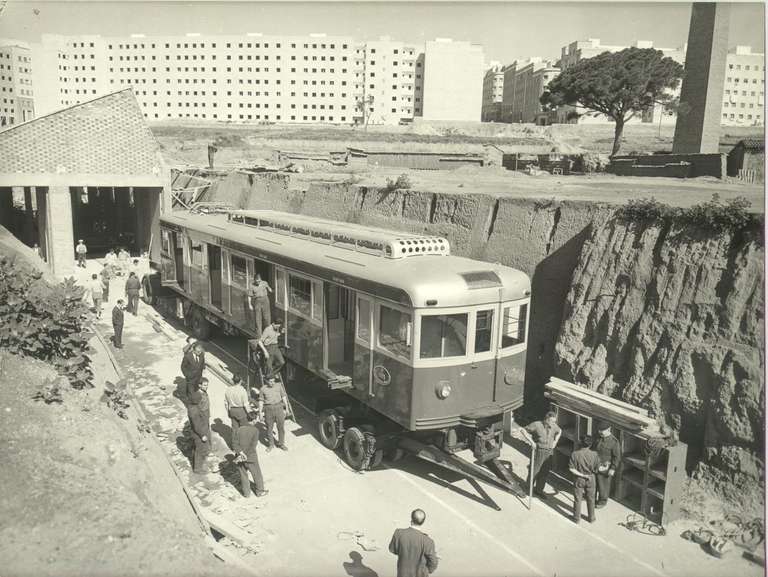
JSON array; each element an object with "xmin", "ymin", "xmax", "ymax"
[
  {"xmin": 357, "ymin": 298, "xmax": 371, "ymax": 343},
  {"xmin": 311, "ymin": 280, "xmax": 323, "ymax": 321},
  {"xmin": 474, "ymin": 309, "xmax": 494, "ymax": 353},
  {"xmin": 378, "ymin": 305, "xmax": 411, "ymax": 360},
  {"xmin": 501, "ymin": 303, "xmax": 528, "ymax": 348},
  {"xmin": 161, "ymin": 229, "xmax": 171, "ymax": 254},
  {"xmin": 420, "ymin": 313, "xmax": 468, "ymax": 359},
  {"xmin": 275, "ymin": 267, "xmax": 286, "ymax": 308},
  {"xmin": 289, "ymin": 275, "xmax": 312, "ymax": 317}
]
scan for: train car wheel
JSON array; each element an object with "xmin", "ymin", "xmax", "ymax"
[
  {"xmin": 343, "ymin": 427, "xmax": 367, "ymax": 471},
  {"xmin": 190, "ymin": 307, "xmax": 211, "ymax": 340},
  {"xmin": 317, "ymin": 409, "xmax": 341, "ymax": 450}
]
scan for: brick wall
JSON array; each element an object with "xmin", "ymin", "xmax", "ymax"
[{"xmin": 0, "ymin": 90, "xmax": 163, "ymax": 177}]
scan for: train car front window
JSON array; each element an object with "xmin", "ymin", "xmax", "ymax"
[
  {"xmin": 501, "ymin": 303, "xmax": 528, "ymax": 348},
  {"xmin": 379, "ymin": 305, "xmax": 411, "ymax": 360},
  {"xmin": 420, "ymin": 313, "xmax": 468, "ymax": 359},
  {"xmin": 474, "ymin": 309, "xmax": 494, "ymax": 353}
]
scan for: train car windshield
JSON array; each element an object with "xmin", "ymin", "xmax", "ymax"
[{"xmin": 419, "ymin": 313, "xmax": 468, "ymax": 359}]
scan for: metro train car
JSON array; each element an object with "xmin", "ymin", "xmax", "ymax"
[{"xmin": 157, "ymin": 209, "xmax": 530, "ymax": 478}]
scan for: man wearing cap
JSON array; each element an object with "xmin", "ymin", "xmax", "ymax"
[
  {"xmin": 247, "ymin": 273, "xmax": 273, "ymax": 337},
  {"xmin": 75, "ymin": 239, "xmax": 87, "ymax": 268},
  {"xmin": 520, "ymin": 410, "xmax": 561, "ymax": 497},
  {"xmin": 569, "ymin": 435, "xmax": 603, "ymax": 523},
  {"xmin": 187, "ymin": 380, "xmax": 211, "ymax": 475},
  {"xmin": 233, "ymin": 412, "xmax": 268, "ymax": 498},
  {"xmin": 593, "ymin": 421, "xmax": 622, "ymax": 508},
  {"xmin": 259, "ymin": 377, "xmax": 288, "ymax": 452}
]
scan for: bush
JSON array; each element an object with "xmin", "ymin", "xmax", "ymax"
[
  {"xmin": 616, "ymin": 194, "xmax": 759, "ymax": 233},
  {"xmin": 103, "ymin": 380, "xmax": 131, "ymax": 419},
  {"xmin": 0, "ymin": 257, "xmax": 93, "ymax": 389},
  {"xmin": 384, "ymin": 173, "xmax": 412, "ymax": 192}
]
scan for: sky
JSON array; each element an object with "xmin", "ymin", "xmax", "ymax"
[{"xmin": 0, "ymin": 1, "xmax": 764, "ymax": 63}]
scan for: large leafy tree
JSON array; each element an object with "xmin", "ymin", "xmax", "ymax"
[{"xmin": 541, "ymin": 47, "xmax": 684, "ymax": 156}]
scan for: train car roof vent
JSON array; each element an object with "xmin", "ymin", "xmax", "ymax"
[
  {"xmin": 228, "ymin": 209, "xmax": 450, "ymax": 259},
  {"xmin": 461, "ymin": 271, "xmax": 502, "ymax": 289}
]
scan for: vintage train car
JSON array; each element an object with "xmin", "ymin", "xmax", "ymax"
[{"xmin": 158, "ymin": 209, "xmax": 531, "ymax": 475}]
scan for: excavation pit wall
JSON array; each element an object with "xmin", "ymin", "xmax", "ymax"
[{"xmin": 206, "ymin": 171, "xmax": 765, "ymax": 511}]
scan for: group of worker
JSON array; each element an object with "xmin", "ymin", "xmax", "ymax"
[
  {"xmin": 180, "ymin": 327, "xmax": 289, "ymax": 498},
  {"xmin": 519, "ymin": 411, "xmax": 621, "ymax": 524}
]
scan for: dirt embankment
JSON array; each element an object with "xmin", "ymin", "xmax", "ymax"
[
  {"xmin": 0, "ymin": 349, "xmax": 242, "ymax": 577},
  {"xmin": 553, "ymin": 218, "xmax": 764, "ymax": 514}
]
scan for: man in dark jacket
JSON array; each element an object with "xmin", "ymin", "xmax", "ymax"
[
  {"xmin": 233, "ymin": 413, "xmax": 268, "ymax": 497},
  {"xmin": 112, "ymin": 300, "xmax": 125, "ymax": 348},
  {"xmin": 187, "ymin": 382, "xmax": 211, "ymax": 475},
  {"xmin": 593, "ymin": 421, "xmax": 622, "ymax": 507},
  {"xmin": 181, "ymin": 342, "xmax": 206, "ymax": 401},
  {"xmin": 569, "ymin": 435, "xmax": 603, "ymax": 523},
  {"xmin": 124, "ymin": 271, "xmax": 141, "ymax": 316},
  {"xmin": 389, "ymin": 509, "xmax": 439, "ymax": 577}
]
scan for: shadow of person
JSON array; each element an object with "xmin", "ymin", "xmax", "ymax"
[
  {"xmin": 342, "ymin": 551, "xmax": 379, "ymax": 577},
  {"xmin": 212, "ymin": 417, "xmax": 233, "ymax": 449}
]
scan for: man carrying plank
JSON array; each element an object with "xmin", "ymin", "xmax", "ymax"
[{"xmin": 593, "ymin": 421, "xmax": 622, "ymax": 508}]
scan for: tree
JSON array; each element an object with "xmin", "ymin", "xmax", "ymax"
[
  {"xmin": 355, "ymin": 94, "xmax": 375, "ymax": 131},
  {"xmin": 541, "ymin": 47, "xmax": 684, "ymax": 156}
]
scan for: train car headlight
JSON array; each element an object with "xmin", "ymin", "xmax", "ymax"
[{"xmin": 435, "ymin": 381, "xmax": 452, "ymax": 399}]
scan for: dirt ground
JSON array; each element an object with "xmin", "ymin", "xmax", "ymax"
[{"xmin": 0, "ymin": 348, "xmax": 243, "ymax": 577}]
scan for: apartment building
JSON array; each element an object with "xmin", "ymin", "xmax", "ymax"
[
  {"xmin": 28, "ymin": 33, "xmax": 480, "ymax": 125},
  {"xmin": 481, "ymin": 62, "xmax": 504, "ymax": 122},
  {"xmin": 722, "ymin": 46, "xmax": 765, "ymax": 126},
  {"xmin": 500, "ymin": 58, "xmax": 558, "ymax": 124},
  {"xmin": 352, "ymin": 37, "xmax": 419, "ymax": 125},
  {"xmin": 0, "ymin": 39, "xmax": 35, "ymax": 127},
  {"xmin": 421, "ymin": 39, "xmax": 484, "ymax": 122}
]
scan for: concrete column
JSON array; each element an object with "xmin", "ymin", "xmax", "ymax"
[
  {"xmin": 0, "ymin": 187, "xmax": 13, "ymax": 231},
  {"xmin": 46, "ymin": 185, "xmax": 75, "ymax": 278},
  {"xmin": 23, "ymin": 187, "xmax": 35, "ymax": 246},
  {"xmin": 36, "ymin": 187, "xmax": 49, "ymax": 263},
  {"xmin": 672, "ymin": 3, "xmax": 731, "ymax": 153}
]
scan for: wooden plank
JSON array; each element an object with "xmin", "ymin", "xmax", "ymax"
[
  {"xmin": 547, "ymin": 377, "xmax": 649, "ymax": 416},
  {"xmin": 546, "ymin": 392, "xmax": 652, "ymax": 432},
  {"xmin": 546, "ymin": 387, "xmax": 653, "ymax": 427}
]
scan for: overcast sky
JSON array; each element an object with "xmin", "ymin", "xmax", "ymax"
[{"xmin": 0, "ymin": 1, "xmax": 764, "ymax": 63}]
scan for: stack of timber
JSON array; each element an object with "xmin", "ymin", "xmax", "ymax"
[{"xmin": 544, "ymin": 377, "xmax": 659, "ymax": 436}]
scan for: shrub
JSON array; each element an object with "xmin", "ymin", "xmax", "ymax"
[
  {"xmin": 384, "ymin": 173, "xmax": 412, "ymax": 192},
  {"xmin": 103, "ymin": 380, "xmax": 131, "ymax": 419},
  {"xmin": 0, "ymin": 256, "xmax": 93, "ymax": 389},
  {"xmin": 616, "ymin": 194, "xmax": 759, "ymax": 233}
]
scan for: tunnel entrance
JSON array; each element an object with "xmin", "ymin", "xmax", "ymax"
[{"xmin": 70, "ymin": 187, "xmax": 138, "ymax": 257}]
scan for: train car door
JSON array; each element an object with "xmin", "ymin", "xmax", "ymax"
[
  {"xmin": 323, "ymin": 284, "xmax": 356, "ymax": 380},
  {"xmin": 469, "ymin": 306, "xmax": 498, "ymax": 401},
  {"xmin": 207, "ymin": 244, "xmax": 222, "ymax": 310},
  {"xmin": 353, "ymin": 295, "xmax": 374, "ymax": 396}
]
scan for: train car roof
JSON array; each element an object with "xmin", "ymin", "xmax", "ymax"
[{"xmin": 161, "ymin": 211, "xmax": 530, "ymax": 308}]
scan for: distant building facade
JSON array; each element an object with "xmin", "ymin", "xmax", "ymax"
[
  {"xmin": 421, "ymin": 39, "xmax": 484, "ymax": 122},
  {"xmin": 722, "ymin": 46, "xmax": 765, "ymax": 126},
  {"xmin": 21, "ymin": 33, "xmax": 480, "ymax": 126},
  {"xmin": 499, "ymin": 57, "xmax": 559, "ymax": 124},
  {"xmin": 481, "ymin": 62, "xmax": 504, "ymax": 122},
  {"xmin": 0, "ymin": 40, "xmax": 35, "ymax": 127}
]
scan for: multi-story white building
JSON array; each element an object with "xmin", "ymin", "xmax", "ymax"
[
  {"xmin": 421, "ymin": 39, "xmax": 484, "ymax": 122},
  {"xmin": 353, "ymin": 37, "xmax": 419, "ymax": 125},
  {"xmin": 27, "ymin": 32, "xmax": 480, "ymax": 125},
  {"xmin": 722, "ymin": 45, "xmax": 765, "ymax": 126},
  {"xmin": 481, "ymin": 62, "xmax": 504, "ymax": 122},
  {"xmin": 0, "ymin": 39, "xmax": 35, "ymax": 127}
]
